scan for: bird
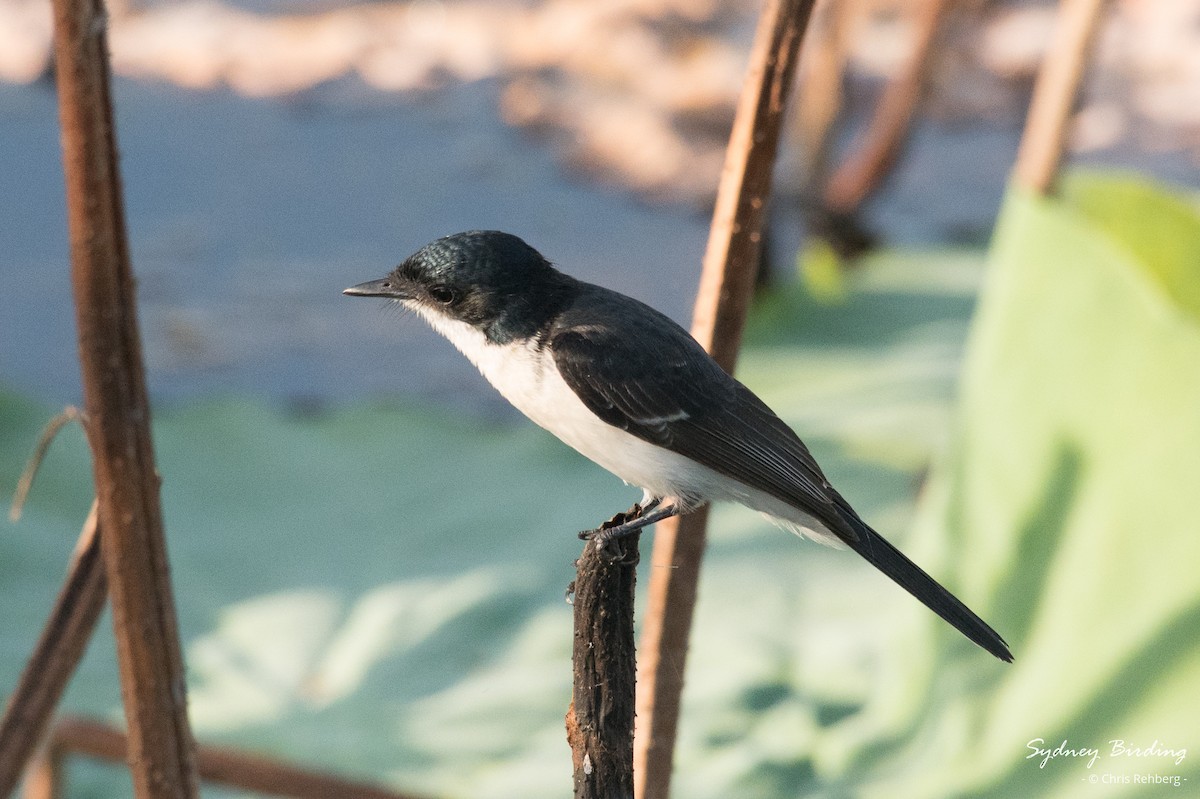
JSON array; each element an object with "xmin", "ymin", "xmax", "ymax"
[{"xmin": 344, "ymin": 230, "xmax": 1012, "ymax": 662}]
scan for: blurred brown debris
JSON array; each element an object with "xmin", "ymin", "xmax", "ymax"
[{"xmin": 1, "ymin": 0, "xmax": 1196, "ymax": 203}]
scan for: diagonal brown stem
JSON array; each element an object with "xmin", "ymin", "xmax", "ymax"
[
  {"xmin": 634, "ymin": 2, "xmax": 817, "ymax": 798},
  {"xmin": 1012, "ymin": 0, "xmax": 1110, "ymax": 196},
  {"xmin": 50, "ymin": 0, "xmax": 200, "ymax": 792},
  {"xmin": 0, "ymin": 502, "xmax": 107, "ymax": 797},
  {"xmin": 823, "ymin": 0, "xmax": 952, "ymax": 214}
]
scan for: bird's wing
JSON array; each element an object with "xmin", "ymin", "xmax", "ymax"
[
  {"xmin": 549, "ymin": 299, "xmax": 852, "ymax": 538},
  {"xmin": 550, "ymin": 291, "xmax": 1012, "ymax": 662}
]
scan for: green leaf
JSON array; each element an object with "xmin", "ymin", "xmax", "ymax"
[
  {"xmin": 836, "ymin": 173, "xmax": 1200, "ymax": 797},
  {"xmin": 1063, "ymin": 171, "xmax": 1200, "ymax": 323}
]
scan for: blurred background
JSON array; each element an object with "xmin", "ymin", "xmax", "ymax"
[{"xmin": 1, "ymin": 0, "xmax": 1199, "ymax": 797}]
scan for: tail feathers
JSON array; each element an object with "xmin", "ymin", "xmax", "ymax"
[{"xmin": 843, "ymin": 515, "xmax": 1013, "ymax": 662}]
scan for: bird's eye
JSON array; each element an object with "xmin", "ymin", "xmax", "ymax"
[{"xmin": 428, "ymin": 285, "xmax": 456, "ymax": 305}]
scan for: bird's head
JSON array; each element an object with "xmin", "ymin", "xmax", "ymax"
[{"xmin": 344, "ymin": 230, "xmax": 572, "ymax": 343}]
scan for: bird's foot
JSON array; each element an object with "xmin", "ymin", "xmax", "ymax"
[
  {"xmin": 578, "ymin": 501, "xmax": 645, "ymax": 563},
  {"xmin": 578, "ymin": 499, "xmax": 677, "ymax": 562}
]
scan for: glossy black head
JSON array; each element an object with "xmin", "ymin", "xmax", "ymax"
[{"xmin": 344, "ymin": 230, "xmax": 576, "ymax": 343}]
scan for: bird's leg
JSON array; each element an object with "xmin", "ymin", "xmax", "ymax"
[
  {"xmin": 639, "ymin": 496, "xmax": 662, "ymax": 515},
  {"xmin": 578, "ymin": 498, "xmax": 679, "ymax": 561},
  {"xmin": 586, "ymin": 497, "xmax": 660, "ymax": 534}
]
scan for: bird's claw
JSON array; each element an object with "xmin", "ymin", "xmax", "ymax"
[{"xmin": 578, "ymin": 502, "xmax": 646, "ymax": 562}]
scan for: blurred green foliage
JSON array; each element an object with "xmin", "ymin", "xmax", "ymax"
[
  {"xmin": 830, "ymin": 173, "xmax": 1200, "ymax": 798},
  {"xmin": 1, "ymin": 171, "xmax": 1196, "ymax": 797}
]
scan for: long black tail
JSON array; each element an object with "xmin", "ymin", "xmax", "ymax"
[{"xmin": 843, "ymin": 514, "xmax": 1013, "ymax": 662}]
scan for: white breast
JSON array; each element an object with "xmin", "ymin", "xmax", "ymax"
[{"xmin": 411, "ymin": 305, "xmax": 716, "ymax": 502}]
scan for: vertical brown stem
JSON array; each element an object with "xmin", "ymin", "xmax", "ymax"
[
  {"xmin": 566, "ymin": 537, "xmax": 640, "ymax": 799},
  {"xmin": 18, "ymin": 745, "xmax": 62, "ymax": 799},
  {"xmin": 0, "ymin": 503, "xmax": 107, "ymax": 797},
  {"xmin": 634, "ymin": 2, "xmax": 817, "ymax": 798},
  {"xmin": 49, "ymin": 0, "xmax": 199, "ymax": 794},
  {"xmin": 1011, "ymin": 0, "xmax": 1110, "ymax": 196}
]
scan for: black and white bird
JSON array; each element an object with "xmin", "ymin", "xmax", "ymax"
[{"xmin": 345, "ymin": 230, "xmax": 1012, "ymax": 662}]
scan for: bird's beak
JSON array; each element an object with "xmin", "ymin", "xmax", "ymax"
[{"xmin": 343, "ymin": 278, "xmax": 407, "ymax": 299}]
